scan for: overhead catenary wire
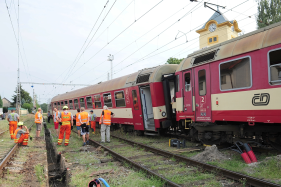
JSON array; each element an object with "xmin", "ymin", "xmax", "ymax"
[
  {"xmin": 70, "ymin": 1, "xmax": 193, "ymax": 82},
  {"xmin": 70, "ymin": 1, "xmax": 198, "ymax": 82},
  {"xmin": 61, "ymin": 0, "xmax": 117, "ymax": 85},
  {"xmin": 56, "ymin": 0, "xmax": 110, "ymax": 83},
  {"xmin": 90, "ymin": 5, "xmax": 255, "ymax": 83},
  {"xmin": 67, "ymin": 0, "xmax": 165, "ymax": 81}
]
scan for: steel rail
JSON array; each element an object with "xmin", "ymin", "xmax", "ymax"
[
  {"xmin": 72, "ymin": 131, "xmax": 181, "ymax": 187},
  {"xmin": 0, "ymin": 123, "xmax": 34, "ymax": 176},
  {"xmin": 111, "ymin": 135, "xmax": 281, "ymax": 187},
  {"xmin": 0, "ymin": 130, "xmax": 9, "ymax": 136}
]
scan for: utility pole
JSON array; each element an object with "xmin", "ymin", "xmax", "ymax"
[
  {"xmin": 107, "ymin": 54, "xmax": 114, "ymax": 80},
  {"xmin": 16, "ymin": 0, "xmax": 21, "ymax": 115}
]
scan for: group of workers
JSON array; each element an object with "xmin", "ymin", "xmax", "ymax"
[
  {"xmin": 51, "ymin": 105, "xmax": 114, "ymax": 146},
  {"xmin": 7, "ymin": 108, "xmax": 44, "ymax": 146},
  {"xmin": 7, "ymin": 105, "xmax": 114, "ymax": 147}
]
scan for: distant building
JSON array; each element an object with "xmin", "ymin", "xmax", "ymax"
[
  {"xmin": 196, "ymin": 8, "xmax": 242, "ymax": 49},
  {"xmin": 2, "ymin": 97, "xmax": 12, "ymax": 107}
]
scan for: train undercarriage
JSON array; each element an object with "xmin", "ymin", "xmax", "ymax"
[{"xmin": 167, "ymin": 120, "xmax": 281, "ymax": 150}]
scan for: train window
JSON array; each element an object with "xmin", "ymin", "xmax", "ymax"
[
  {"xmin": 132, "ymin": 90, "xmax": 139, "ymax": 110},
  {"xmin": 64, "ymin": 101, "xmax": 68, "ymax": 108},
  {"xmin": 198, "ymin": 70, "xmax": 206, "ymax": 96},
  {"xmin": 69, "ymin": 100, "xmax": 73, "ymax": 109},
  {"xmin": 94, "ymin": 95, "xmax": 102, "ymax": 108},
  {"xmin": 57, "ymin": 102, "xmax": 60, "ymax": 110},
  {"xmin": 220, "ymin": 57, "xmax": 251, "ymax": 90},
  {"xmin": 115, "ymin": 91, "xmax": 126, "ymax": 107},
  {"xmin": 185, "ymin": 73, "xmax": 191, "ymax": 91},
  {"xmin": 79, "ymin": 98, "xmax": 85, "ymax": 108},
  {"xmin": 61, "ymin": 101, "xmax": 64, "ymax": 109},
  {"xmin": 53, "ymin": 103, "xmax": 56, "ymax": 109},
  {"xmin": 269, "ymin": 49, "xmax": 281, "ymax": 85},
  {"xmin": 74, "ymin": 99, "xmax": 79, "ymax": 109},
  {"xmin": 103, "ymin": 93, "xmax": 112, "ymax": 107},
  {"xmin": 86, "ymin": 96, "xmax": 93, "ymax": 108}
]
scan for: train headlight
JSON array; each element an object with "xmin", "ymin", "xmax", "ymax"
[{"xmin": 162, "ymin": 111, "xmax": 166, "ymax": 117}]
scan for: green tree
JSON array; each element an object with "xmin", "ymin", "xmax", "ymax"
[
  {"xmin": 11, "ymin": 86, "xmax": 32, "ymax": 106},
  {"xmin": 257, "ymin": 0, "xmax": 281, "ymax": 29},
  {"xmin": 22, "ymin": 103, "xmax": 32, "ymax": 113},
  {"xmin": 40, "ymin": 103, "xmax": 47, "ymax": 113},
  {"xmin": 0, "ymin": 95, "xmax": 3, "ymax": 108},
  {"xmin": 166, "ymin": 57, "xmax": 184, "ymax": 64},
  {"xmin": 3, "ymin": 107, "xmax": 8, "ymax": 113}
]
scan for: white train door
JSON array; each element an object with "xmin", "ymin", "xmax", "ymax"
[{"xmin": 140, "ymin": 86, "xmax": 155, "ymax": 131}]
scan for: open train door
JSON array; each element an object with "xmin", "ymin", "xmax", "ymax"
[
  {"xmin": 194, "ymin": 64, "xmax": 212, "ymax": 122},
  {"xmin": 131, "ymin": 89, "xmax": 144, "ymax": 130}
]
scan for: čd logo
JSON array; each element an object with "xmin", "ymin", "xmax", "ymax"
[{"xmin": 252, "ymin": 93, "xmax": 270, "ymax": 106}]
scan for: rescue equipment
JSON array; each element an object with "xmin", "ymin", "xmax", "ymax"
[
  {"xmin": 169, "ymin": 139, "xmax": 186, "ymax": 149},
  {"xmin": 229, "ymin": 142, "xmax": 257, "ymax": 164},
  {"xmin": 88, "ymin": 177, "xmax": 110, "ymax": 187}
]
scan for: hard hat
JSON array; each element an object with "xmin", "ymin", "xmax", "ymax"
[
  {"xmin": 63, "ymin": 106, "xmax": 68, "ymax": 109},
  {"xmin": 18, "ymin": 121, "xmax": 24, "ymax": 126}
]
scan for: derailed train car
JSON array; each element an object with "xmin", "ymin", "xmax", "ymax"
[
  {"xmin": 51, "ymin": 64, "xmax": 178, "ymax": 135},
  {"xmin": 163, "ymin": 22, "xmax": 281, "ymax": 147}
]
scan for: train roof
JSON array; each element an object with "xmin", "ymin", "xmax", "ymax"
[
  {"xmin": 51, "ymin": 64, "xmax": 178, "ymax": 102},
  {"xmin": 176, "ymin": 21, "xmax": 281, "ymax": 72}
]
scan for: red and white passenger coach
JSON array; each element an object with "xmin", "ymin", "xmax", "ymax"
[
  {"xmin": 162, "ymin": 22, "xmax": 281, "ymax": 146},
  {"xmin": 51, "ymin": 65, "xmax": 178, "ymax": 135}
]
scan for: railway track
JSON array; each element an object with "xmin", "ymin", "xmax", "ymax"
[
  {"xmin": 109, "ymin": 134, "xmax": 281, "ymax": 187},
  {"xmin": 0, "ymin": 123, "xmax": 34, "ymax": 176}
]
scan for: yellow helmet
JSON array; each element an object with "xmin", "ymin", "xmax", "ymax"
[
  {"xmin": 18, "ymin": 121, "xmax": 24, "ymax": 126},
  {"xmin": 63, "ymin": 105, "xmax": 68, "ymax": 109}
]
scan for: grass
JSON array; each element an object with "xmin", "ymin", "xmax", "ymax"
[{"xmin": 34, "ymin": 164, "xmax": 45, "ymax": 184}]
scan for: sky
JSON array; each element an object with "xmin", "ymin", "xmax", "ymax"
[{"xmin": 0, "ymin": 0, "xmax": 258, "ymax": 104}]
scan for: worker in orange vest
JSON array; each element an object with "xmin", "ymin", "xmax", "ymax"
[
  {"xmin": 7, "ymin": 109, "xmax": 19, "ymax": 139},
  {"xmin": 75, "ymin": 108, "xmax": 81, "ymax": 137},
  {"xmin": 78, "ymin": 107, "xmax": 89, "ymax": 146},
  {"xmin": 14, "ymin": 121, "xmax": 29, "ymax": 146},
  {"xmin": 35, "ymin": 108, "xmax": 43, "ymax": 138},
  {"xmin": 100, "ymin": 105, "xmax": 114, "ymax": 143},
  {"xmin": 57, "ymin": 106, "xmax": 73, "ymax": 146},
  {"xmin": 89, "ymin": 110, "xmax": 97, "ymax": 134}
]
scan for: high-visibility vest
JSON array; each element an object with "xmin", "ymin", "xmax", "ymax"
[
  {"xmin": 80, "ymin": 112, "xmax": 89, "ymax": 125},
  {"xmin": 9, "ymin": 113, "xmax": 18, "ymax": 121},
  {"xmin": 61, "ymin": 111, "xmax": 71, "ymax": 125},
  {"xmin": 99, "ymin": 113, "xmax": 103, "ymax": 124},
  {"xmin": 103, "ymin": 110, "xmax": 112, "ymax": 125},
  {"xmin": 35, "ymin": 112, "xmax": 42, "ymax": 123},
  {"xmin": 76, "ymin": 112, "xmax": 81, "ymax": 126},
  {"xmin": 14, "ymin": 128, "xmax": 20, "ymax": 143}
]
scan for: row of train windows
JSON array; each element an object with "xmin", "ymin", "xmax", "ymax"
[
  {"xmin": 53, "ymin": 90, "xmax": 140, "ymax": 110},
  {"xmin": 179, "ymin": 48, "xmax": 281, "ymax": 94}
]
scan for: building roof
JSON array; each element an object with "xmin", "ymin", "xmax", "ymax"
[
  {"xmin": 199, "ymin": 9, "xmax": 232, "ymax": 30},
  {"xmin": 2, "ymin": 97, "xmax": 12, "ymax": 103}
]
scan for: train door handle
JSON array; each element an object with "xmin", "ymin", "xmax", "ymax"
[
  {"xmin": 196, "ymin": 104, "xmax": 199, "ymax": 107},
  {"xmin": 140, "ymin": 115, "xmax": 142, "ymax": 117}
]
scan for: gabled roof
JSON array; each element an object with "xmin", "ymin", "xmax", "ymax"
[
  {"xmin": 199, "ymin": 9, "xmax": 231, "ymax": 30},
  {"xmin": 3, "ymin": 97, "xmax": 12, "ymax": 103}
]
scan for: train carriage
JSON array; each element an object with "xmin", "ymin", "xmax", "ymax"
[
  {"xmin": 51, "ymin": 64, "xmax": 178, "ymax": 135},
  {"xmin": 163, "ymin": 22, "xmax": 281, "ymax": 147}
]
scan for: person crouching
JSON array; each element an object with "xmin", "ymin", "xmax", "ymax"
[{"xmin": 14, "ymin": 122, "xmax": 29, "ymax": 146}]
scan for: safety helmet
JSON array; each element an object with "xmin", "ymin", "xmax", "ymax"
[
  {"xmin": 63, "ymin": 106, "xmax": 68, "ymax": 109},
  {"xmin": 18, "ymin": 121, "xmax": 24, "ymax": 126}
]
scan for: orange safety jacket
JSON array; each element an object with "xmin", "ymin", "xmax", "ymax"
[
  {"xmin": 61, "ymin": 111, "xmax": 71, "ymax": 125},
  {"xmin": 35, "ymin": 112, "xmax": 42, "ymax": 123},
  {"xmin": 80, "ymin": 112, "xmax": 89, "ymax": 125},
  {"xmin": 102, "ymin": 109, "xmax": 112, "ymax": 125},
  {"xmin": 76, "ymin": 112, "xmax": 81, "ymax": 126}
]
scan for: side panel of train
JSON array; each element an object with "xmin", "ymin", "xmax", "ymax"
[
  {"xmin": 51, "ymin": 82, "xmax": 168, "ymax": 132},
  {"xmin": 175, "ymin": 44, "xmax": 281, "ymax": 145}
]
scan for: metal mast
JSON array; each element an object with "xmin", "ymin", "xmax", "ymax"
[
  {"xmin": 107, "ymin": 54, "xmax": 114, "ymax": 80},
  {"xmin": 16, "ymin": 0, "xmax": 21, "ymax": 115}
]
